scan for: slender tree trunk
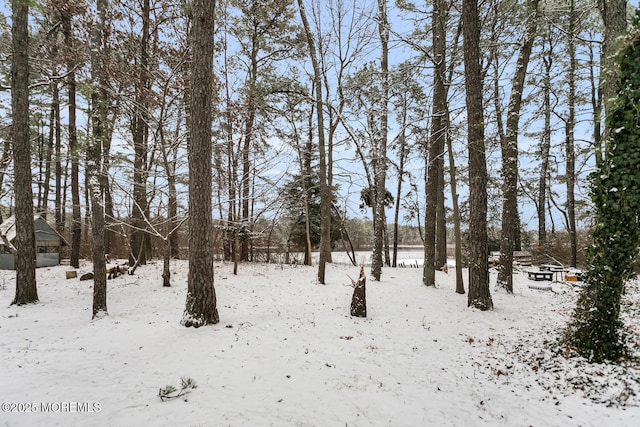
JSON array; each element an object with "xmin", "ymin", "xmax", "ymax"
[
  {"xmin": 566, "ymin": 0, "xmax": 577, "ymax": 267},
  {"xmin": 463, "ymin": 0, "xmax": 492, "ymax": 310},
  {"xmin": 444, "ymin": 104, "xmax": 464, "ymax": 294},
  {"xmin": 11, "ymin": 0, "xmax": 38, "ymax": 305},
  {"xmin": 170, "ymin": 108, "xmax": 181, "ymax": 259},
  {"xmin": 41, "ymin": 85, "xmax": 56, "ymax": 219},
  {"xmin": 53, "ymin": 80, "xmax": 62, "ymax": 219},
  {"xmin": 295, "ymin": 121, "xmax": 313, "ymax": 266},
  {"xmin": 37, "ymin": 122, "xmax": 46, "ymax": 212},
  {"xmin": 589, "ymin": 41, "xmax": 603, "ymax": 169},
  {"xmin": 436, "ymin": 160, "xmax": 447, "ymax": 269},
  {"xmin": 497, "ymin": 0, "xmax": 540, "ymax": 293},
  {"xmin": 424, "ymin": 0, "xmax": 446, "ymax": 286},
  {"xmin": 383, "ymin": 213, "xmax": 391, "ymax": 267},
  {"xmin": 371, "ymin": 0, "xmax": 389, "ymax": 282},
  {"xmin": 162, "ymin": 237, "xmax": 171, "ymax": 287},
  {"xmin": 0, "ymin": 136, "xmax": 11, "ymax": 224},
  {"xmin": 297, "ymin": 0, "xmax": 331, "ymax": 284},
  {"xmin": 241, "ymin": 52, "xmax": 257, "ymax": 262},
  {"xmin": 393, "ymin": 127, "xmax": 408, "ymax": 268},
  {"xmin": 55, "ymin": 100, "xmax": 63, "ymax": 230},
  {"xmin": 89, "ymin": 0, "xmax": 108, "ymax": 318},
  {"xmin": 182, "ymin": 0, "xmax": 219, "ymax": 327},
  {"xmin": 101, "ymin": 51, "xmax": 118, "ymax": 257},
  {"xmin": 61, "ymin": 10, "xmax": 82, "ymax": 268},
  {"xmin": 538, "ymin": 31, "xmax": 552, "ymax": 247},
  {"xmin": 158, "ymin": 94, "xmax": 178, "ymax": 283},
  {"xmin": 129, "ymin": 0, "xmax": 151, "ymax": 267},
  {"xmin": 302, "ymin": 98, "xmax": 315, "ymax": 266},
  {"xmin": 84, "ymin": 148, "xmax": 90, "ymax": 242},
  {"xmin": 220, "ymin": 18, "xmax": 237, "ymax": 266}
]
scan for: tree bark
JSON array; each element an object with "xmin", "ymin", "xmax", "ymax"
[
  {"xmin": 598, "ymin": 0, "xmax": 628, "ymax": 162},
  {"xmin": 40, "ymin": 83, "xmax": 56, "ymax": 219},
  {"xmin": 566, "ymin": 0, "xmax": 577, "ymax": 268},
  {"xmin": 182, "ymin": 0, "xmax": 219, "ymax": 327},
  {"xmin": 538, "ymin": 29, "xmax": 553, "ymax": 247},
  {"xmin": 424, "ymin": 0, "xmax": 446, "ymax": 287},
  {"xmin": 0, "ymin": 138, "xmax": 12, "ymax": 224},
  {"xmin": 463, "ymin": 0, "xmax": 492, "ymax": 310},
  {"xmin": 392, "ymin": 124, "xmax": 408, "ymax": 268},
  {"xmin": 89, "ymin": 0, "xmax": 109, "ymax": 318},
  {"xmin": 297, "ymin": 0, "xmax": 331, "ymax": 284},
  {"xmin": 436, "ymin": 160, "xmax": 447, "ymax": 269},
  {"xmin": 445, "ymin": 105, "xmax": 464, "ymax": 294},
  {"xmin": 11, "ymin": 0, "xmax": 38, "ymax": 305},
  {"xmin": 350, "ymin": 266, "xmax": 366, "ymax": 318},
  {"xmin": 61, "ymin": 9, "xmax": 82, "ymax": 268},
  {"xmin": 371, "ymin": 0, "xmax": 389, "ymax": 281},
  {"xmin": 497, "ymin": 0, "xmax": 540, "ymax": 293},
  {"xmin": 240, "ymin": 43, "xmax": 258, "ymax": 262},
  {"xmin": 129, "ymin": 0, "xmax": 151, "ymax": 267}
]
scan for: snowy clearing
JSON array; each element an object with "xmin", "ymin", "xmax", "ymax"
[{"xmin": 1, "ymin": 259, "xmax": 639, "ymax": 426}]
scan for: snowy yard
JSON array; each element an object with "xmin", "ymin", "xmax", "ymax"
[{"xmin": 1, "ymin": 259, "xmax": 639, "ymax": 426}]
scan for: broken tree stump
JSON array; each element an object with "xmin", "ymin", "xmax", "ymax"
[{"xmin": 350, "ymin": 266, "xmax": 367, "ymax": 318}]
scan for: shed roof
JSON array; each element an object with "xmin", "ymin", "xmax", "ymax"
[{"xmin": 0, "ymin": 216, "xmax": 68, "ymax": 252}]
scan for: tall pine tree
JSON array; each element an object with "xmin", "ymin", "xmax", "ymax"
[
  {"xmin": 182, "ymin": 0, "xmax": 219, "ymax": 326},
  {"xmin": 11, "ymin": 0, "xmax": 38, "ymax": 305}
]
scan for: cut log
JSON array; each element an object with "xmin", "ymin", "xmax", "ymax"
[
  {"xmin": 350, "ymin": 266, "xmax": 367, "ymax": 318},
  {"xmin": 66, "ymin": 271, "xmax": 78, "ymax": 279},
  {"xmin": 79, "ymin": 272, "xmax": 94, "ymax": 281}
]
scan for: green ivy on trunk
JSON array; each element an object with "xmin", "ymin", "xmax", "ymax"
[{"xmin": 565, "ymin": 11, "xmax": 640, "ymax": 362}]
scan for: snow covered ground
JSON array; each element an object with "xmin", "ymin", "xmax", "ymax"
[{"xmin": 1, "ymin": 256, "xmax": 639, "ymax": 426}]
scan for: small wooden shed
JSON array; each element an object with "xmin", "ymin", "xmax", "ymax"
[{"xmin": 0, "ymin": 215, "xmax": 68, "ymax": 269}]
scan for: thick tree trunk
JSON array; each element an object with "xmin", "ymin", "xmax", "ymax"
[
  {"xmin": 182, "ymin": 0, "xmax": 219, "ymax": 327},
  {"xmin": 11, "ymin": 0, "xmax": 38, "ymax": 305},
  {"xmin": 463, "ymin": 0, "xmax": 492, "ymax": 310},
  {"xmin": 567, "ymin": 13, "xmax": 640, "ymax": 362},
  {"xmin": 598, "ymin": 0, "xmax": 628, "ymax": 159},
  {"xmin": 595, "ymin": 0, "xmax": 629, "ymax": 165}
]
